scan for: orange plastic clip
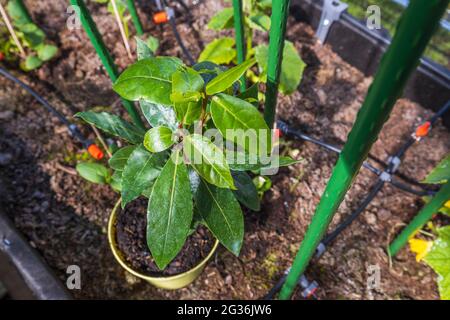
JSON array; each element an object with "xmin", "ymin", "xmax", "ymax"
[
  {"xmin": 274, "ymin": 128, "xmax": 282, "ymax": 138},
  {"xmin": 0, "ymin": 52, "xmax": 4, "ymax": 61},
  {"xmin": 88, "ymin": 144, "xmax": 104, "ymax": 160},
  {"xmin": 415, "ymin": 121, "xmax": 431, "ymax": 138},
  {"xmin": 153, "ymin": 11, "xmax": 169, "ymax": 24}
]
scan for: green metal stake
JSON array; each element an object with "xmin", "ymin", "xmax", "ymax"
[
  {"xmin": 126, "ymin": 0, "xmax": 144, "ymax": 36},
  {"xmin": 8, "ymin": 0, "xmax": 32, "ymax": 24},
  {"xmin": 389, "ymin": 181, "xmax": 450, "ymax": 256},
  {"xmin": 70, "ymin": 0, "xmax": 145, "ymax": 130},
  {"xmin": 232, "ymin": 0, "xmax": 246, "ymax": 92},
  {"xmin": 263, "ymin": 0, "xmax": 290, "ymax": 128},
  {"xmin": 279, "ymin": 0, "xmax": 449, "ymax": 300}
]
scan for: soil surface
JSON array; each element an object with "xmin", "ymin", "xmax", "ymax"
[
  {"xmin": 116, "ymin": 198, "xmax": 215, "ymax": 276},
  {"xmin": 0, "ymin": 0, "xmax": 449, "ymax": 300}
]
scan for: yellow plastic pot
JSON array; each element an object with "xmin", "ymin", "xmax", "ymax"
[{"xmin": 108, "ymin": 199, "xmax": 219, "ymax": 290}]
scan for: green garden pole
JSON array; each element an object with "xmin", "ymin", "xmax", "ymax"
[
  {"xmin": 389, "ymin": 181, "xmax": 450, "ymax": 256},
  {"xmin": 232, "ymin": 0, "xmax": 246, "ymax": 92},
  {"xmin": 263, "ymin": 0, "xmax": 290, "ymax": 128},
  {"xmin": 279, "ymin": 0, "xmax": 449, "ymax": 300},
  {"xmin": 70, "ymin": 0, "xmax": 145, "ymax": 130},
  {"xmin": 126, "ymin": 0, "xmax": 144, "ymax": 36},
  {"xmin": 9, "ymin": 0, "xmax": 32, "ymax": 23}
]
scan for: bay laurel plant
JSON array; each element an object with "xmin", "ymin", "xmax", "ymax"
[
  {"xmin": 199, "ymin": 0, "xmax": 305, "ymax": 95},
  {"xmin": 76, "ymin": 40, "xmax": 298, "ymax": 270}
]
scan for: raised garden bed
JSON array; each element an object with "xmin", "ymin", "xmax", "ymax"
[{"xmin": 0, "ymin": 0, "xmax": 449, "ymax": 299}]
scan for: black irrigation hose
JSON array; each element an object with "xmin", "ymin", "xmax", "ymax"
[
  {"xmin": 321, "ymin": 180, "xmax": 385, "ymax": 246},
  {"xmin": 0, "ymin": 66, "xmax": 91, "ymax": 148},
  {"xmin": 161, "ymin": 0, "xmax": 195, "ymax": 65}
]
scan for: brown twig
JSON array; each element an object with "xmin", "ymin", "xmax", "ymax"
[{"xmin": 110, "ymin": 0, "xmax": 133, "ymax": 60}]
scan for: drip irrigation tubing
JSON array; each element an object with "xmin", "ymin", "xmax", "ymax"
[
  {"xmin": 0, "ymin": 65, "xmax": 103, "ymax": 159},
  {"xmin": 265, "ymin": 100, "xmax": 450, "ymax": 299}
]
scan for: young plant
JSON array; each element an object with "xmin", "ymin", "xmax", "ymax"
[
  {"xmin": 408, "ymin": 153, "xmax": 450, "ymax": 300},
  {"xmin": 2, "ymin": 0, "xmax": 58, "ymax": 71},
  {"xmin": 94, "ymin": 0, "xmax": 131, "ymax": 39},
  {"xmin": 200, "ymin": 0, "xmax": 306, "ymax": 95},
  {"xmin": 76, "ymin": 39, "xmax": 298, "ymax": 270}
]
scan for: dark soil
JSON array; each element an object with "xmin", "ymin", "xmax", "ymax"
[
  {"xmin": 0, "ymin": 0, "xmax": 449, "ymax": 300},
  {"xmin": 116, "ymin": 198, "xmax": 215, "ymax": 276}
]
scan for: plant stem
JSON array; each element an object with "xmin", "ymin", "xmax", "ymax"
[
  {"xmin": 110, "ymin": 0, "xmax": 133, "ymax": 59},
  {"xmin": 125, "ymin": 0, "xmax": 143, "ymax": 36},
  {"xmin": 0, "ymin": 2, "xmax": 26, "ymax": 58}
]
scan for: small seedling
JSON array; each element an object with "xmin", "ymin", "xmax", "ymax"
[
  {"xmin": 76, "ymin": 39, "xmax": 299, "ymax": 270},
  {"xmin": 0, "ymin": 0, "xmax": 58, "ymax": 71}
]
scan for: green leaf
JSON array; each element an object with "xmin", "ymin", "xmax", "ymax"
[
  {"xmin": 136, "ymin": 37, "xmax": 154, "ymax": 60},
  {"xmin": 36, "ymin": 44, "xmax": 57, "ymax": 61},
  {"xmin": 248, "ymin": 14, "xmax": 271, "ymax": 31},
  {"xmin": 237, "ymin": 82, "xmax": 259, "ymax": 107},
  {"xmin": 228, "ymin": 155, "xmax": 301, "ymax": 172},
  {"xmin": 255, "ymin": 41, "xmax": 306, "ymax": 95},
  {"xmin": 121, "ymin": 145, "xmax": 167, "ymax": 207},
  {"xmin": 7, "ymin": 0, "xmax": 32, "ymax": 25},
  {"xmin": 195, "ymin": 179, "xmax": 244, "ymax": 256},
  {"xmin": 171, "ymin": 67, "xmax": 204, "ymax": 125},
  {"xmin": 146, "ymin": 36, "xmax": 159, "ymax": 53},
  {"xmin": 210, "ymin": 93, "xmax": 271, "ymax": 156},
  {"xmin": 198, "ymin": 37, "xmax": 236, "ymax": 65},
  {"xmin": 110, "ymin": 170, "xmax": 123, "ymax": 192},
  {"xmin": 20, "ymin": 55, "xmax": 43, "ymax": 71},
  {"xmin": 18, "ymin": 23, "xmax": 46, "ymax": 48},
  {"xmin": 208, "ymin": 8, "xmax": 234, "ymax": 30},
  {"xmin": 76, "ymin": 162, "xmax": 110, "ymax": 184},
  {"xmin": 232, "ymin": 171, "xmax": 260, "ymax": 211},
  {"xmin": 423, "ymin": 154, "xmax": 450, "ymax": 184},
  {"xmin": 147, "ymin": 151, "xmax": 193, "ymax": 269},
  {"xmin": 144, "ymin": 126, "xmax": 175, "ymax": 153},
  {"xmin": 206, "ymin": 58, "xmax": 256, "ymax": 95},
  {"xmin": 109, "ymin": 146, "xmax": 136, "ymax": 170},
  {"xmin": 140, "ymin": 101, "xmax": 178, "ymax": 131},
  {"xmin": 113, "ymin": 57, "xmax": 184, "ymax": 106},
  {"xmin": 183, "ymin": 134, "xmax": 236, "ymax": 190},
  {"xmin": 424, "ymin": 226, "xmax": 450, "ymax": 300},
  {"xmin": 75, "ymin": 111, "xmax": 145, "ymax": 144},
  {"xmin": 193, "ymin": 61, "xmax": 226, "ymax": 84}
]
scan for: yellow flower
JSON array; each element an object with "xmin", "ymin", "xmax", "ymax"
[{"xmin": 409, "ymin": 238, "xmax": 433, "ymax": 262}]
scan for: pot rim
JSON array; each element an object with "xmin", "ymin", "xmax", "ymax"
[{"xmin": 107, "ymin": 198, "xmax": 219, "ymax": 283}]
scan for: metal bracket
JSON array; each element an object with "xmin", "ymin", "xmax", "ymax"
[{"xmin": 316, "ymin": 0, "xmax": 348, "ymax": 43}]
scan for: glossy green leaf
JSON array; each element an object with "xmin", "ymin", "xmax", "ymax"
[
  {"xmin": 195, "ymin": 179, "xmax": 244, "ymax": 256},
  {"xmin": 144, "ymin": 126, "xmax": 175, "ymax": 153},
  {"xmin": 255, "ymin": 41, "xmax": 306, "ymax": 95},
  {"xmin": 171, "ymin": 67, "xmax": 204, "ymax": 125},
  {"xmin": 228, "ymin": 155, "xmax": 301, "ymax": 172},
  {"xmin": 424, "ymin": 226, "xmax": 450, "ymax": 300},
  {"xmin": 110, "ymin": 170, "xmax": 123, "ymax": 192},
  {"xmin": 206, "ymin": 58, "xmax": 256, "ymax": 95},
  {"xmin": 208, "ymin": 8, "xmax": 234, "ymax": 30},
  {"xmin": 109, "ymin": 146, "xmax": 136, "ymax": 170},
  {"xmin": 136, "ymin": 37, "xmax": 154, "ymax": 60},
  {"xmin": 140, "ymin": 101, "xmax": 178, "ymax": 131},
  {"xmin": 76, "ymin": 162, "xmax": 110, "ymax": 184},
  {"xmin": 147, "ymin": 151, "xmax": 193, "ymax": 269},
  {"xmin": 232, "ymin": 171, "xmax": 260, "ymax": 211},
  {"xmin": 183, "ymin": 134, "xmax": 236, "ymax": 190},
  {"xmin": 121, "ymin": 145, "xmax": 167, "ymax": 207},
  {"xmin": 19, "ymin": 23, "xmax": 45, "ymax": 48},
  {"xmin": 7, "ymin": 0, "xmax": 31, "ymax": 25},
  {"xmin": 423, "ymin": 154, "xmax": 450, "ymax": 184},
  {"xmin": 113, "ymin": 57, "xmax": 184, "ymax": 106},
  {"xmin": 210, "ymin": 93, "xmax": 271, "ymax": 156},
  {"xmin": 75, "ymin": 111, "xmax": 145, "ymax": 144},
  {"xmin": 198, "ymin": 37, "xmax": 236, "ymax": 65}
]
